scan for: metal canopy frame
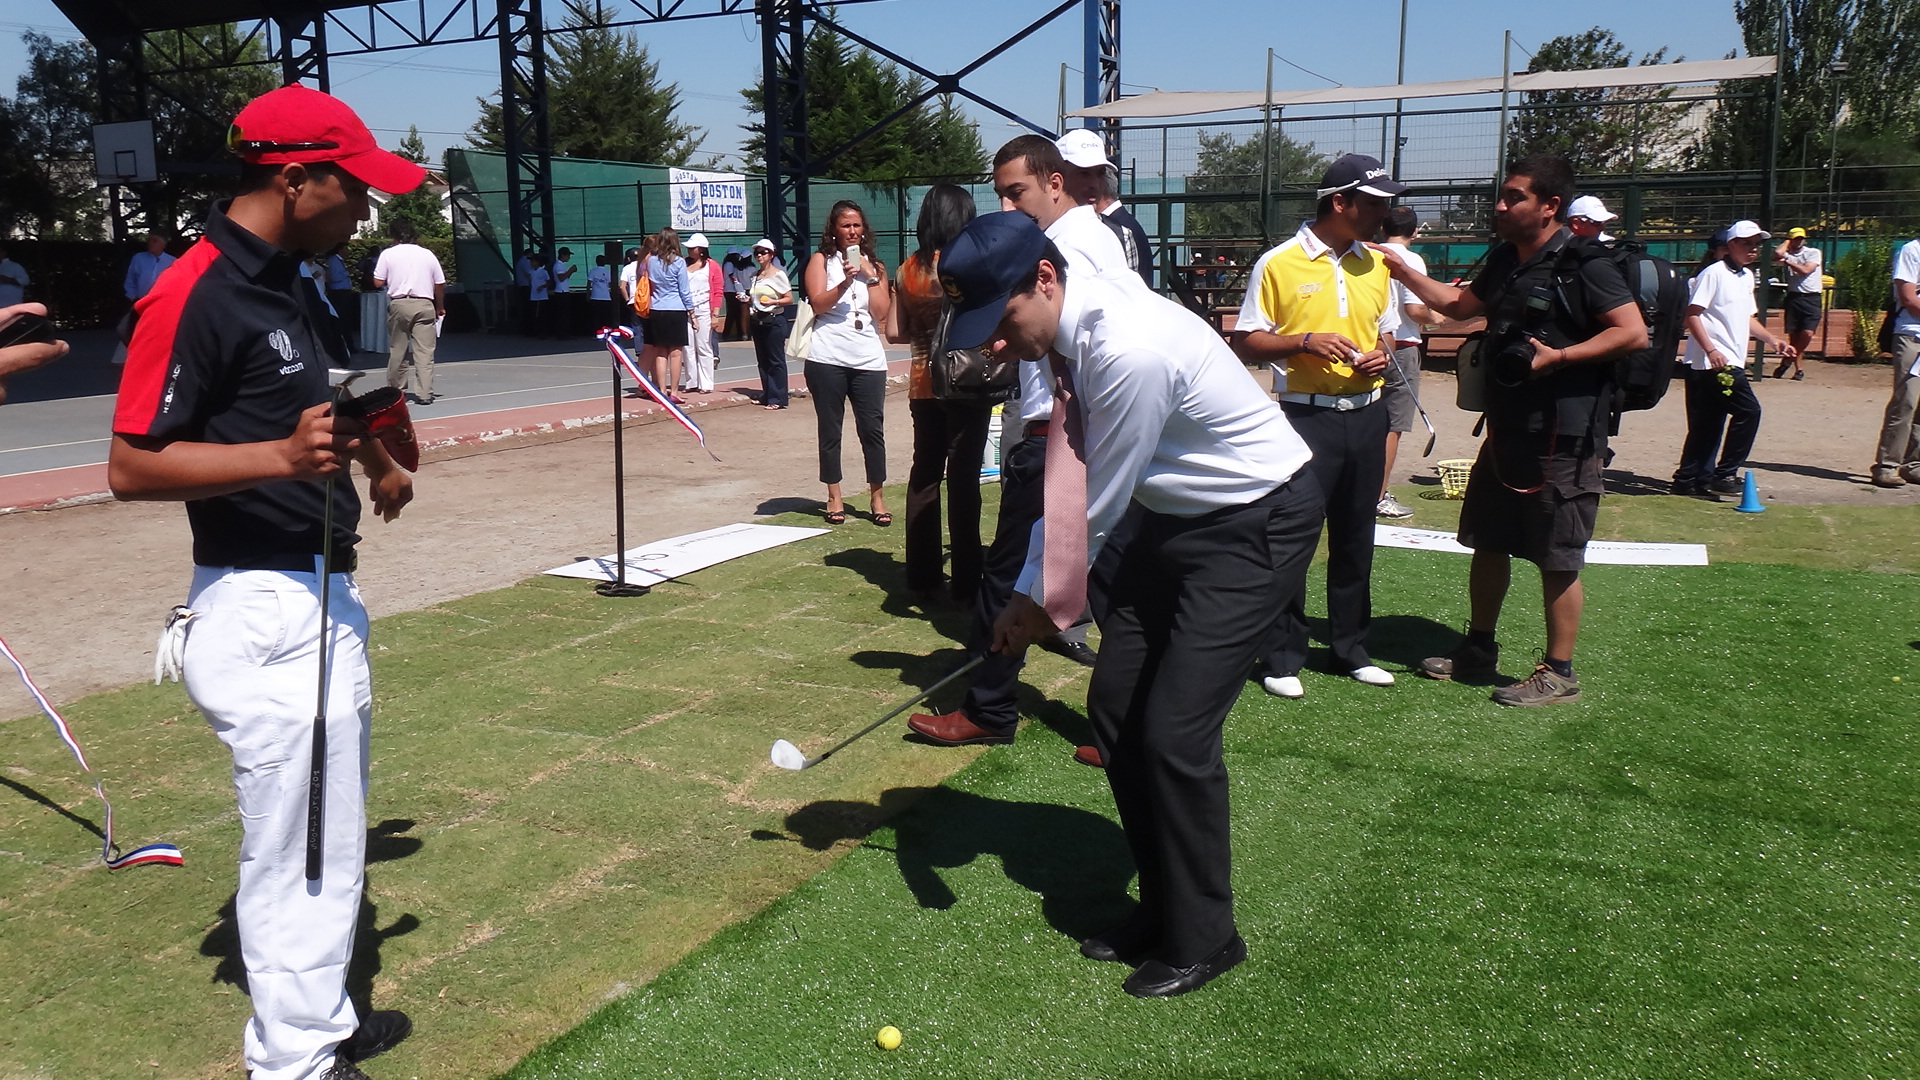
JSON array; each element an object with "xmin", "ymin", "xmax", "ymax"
[{"xmin": 56, "ymin": 0, "xmax": 1124, "ymax": 253}]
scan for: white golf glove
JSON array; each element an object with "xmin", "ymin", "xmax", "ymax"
[{"xmin": 153, "ymin": 605, "xmax": 196, "ymax": 684}]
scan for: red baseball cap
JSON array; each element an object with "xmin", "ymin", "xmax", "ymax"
[{"xmin": 228, "ymin": 85, "xmax": 426, "ymax": 195}]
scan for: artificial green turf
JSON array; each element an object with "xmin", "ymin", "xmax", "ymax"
[
  {"xmin": 5, "ymin": 486, "xmax": 1917, "ymax": 1078},
  {"xmin": 504, "ymin": 554, "xmax": 1920, "ymax": 1080}
]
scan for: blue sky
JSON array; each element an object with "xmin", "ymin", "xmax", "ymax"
[{"xmin": 1, "ymin": 0, "xmax": 1745, "ymax": 171}]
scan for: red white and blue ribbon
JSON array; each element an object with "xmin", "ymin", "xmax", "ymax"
[
  {"xmin": 1, "ymin": 633, "xmax": 183, "ymax": 870},
  {"xmin": 597, "ymin": 326, "xmax": 721, "ymax": 461}
]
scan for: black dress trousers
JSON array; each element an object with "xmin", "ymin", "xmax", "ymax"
[
  {"xmin": 961, "ymin": 432, "xmax": 1047, "ymax": 734},
  {"xmin": 1265, "ymin": 400, "xmax": 1388, "ymax": 676},
  {"xmin": 1087, "ymin": 470, "xmax": 1325, "ymax": 966}
]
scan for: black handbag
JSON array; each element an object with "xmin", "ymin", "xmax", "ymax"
[{"xmin": 928, "ymin": 297, "xmax": 1018, "ymax": 404}]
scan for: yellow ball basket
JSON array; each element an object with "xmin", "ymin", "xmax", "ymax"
[{"xmin": 1436, "ymin": 459, "xmax": 1474, "ymax": 499}]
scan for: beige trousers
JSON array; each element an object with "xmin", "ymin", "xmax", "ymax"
[{"xmin": 386, "ymin": 296, "xmax": 438, "ymax": 400}]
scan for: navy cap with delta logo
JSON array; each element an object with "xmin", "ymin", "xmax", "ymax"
[
  {"xmin": 938, "ymin": 211, "xmax": 1051, "ymax": 351},
  {"xmin": 1315, "ymin": 153, "xmax": 1408, "ymax": 199}
]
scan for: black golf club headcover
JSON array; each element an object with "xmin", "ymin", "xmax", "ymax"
[{"xmin": 336, "ymin": 385, "xmax": 419, "ymax": 472}]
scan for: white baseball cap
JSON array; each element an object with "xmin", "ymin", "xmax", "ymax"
[
  {"xmin": 752, "ymin": 238, "xmax": 776, "ymax": 252},
  {"xmin": 1055, "ymin": 128, "xmax": 1114, "ymax": 170},
  {"xmin": 685, "ymin": 232, "xmax": 710, "ymax": 250},
  {"xmin": 1726, "ymin": 219, "xmax": 1771, "ymax": 240},
  {"xmin": 1567, "ymin": 195, "xmax": 1618, "ymax": 222}
]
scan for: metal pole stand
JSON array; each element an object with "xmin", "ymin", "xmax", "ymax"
[{"xmin": 597, "ymin": 329, "xmax": 650, "ymax": 598}]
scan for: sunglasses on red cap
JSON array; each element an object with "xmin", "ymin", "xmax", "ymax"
[{"xmin": 227, "ymin": 122, "xmax": 340, "ymax": 156}]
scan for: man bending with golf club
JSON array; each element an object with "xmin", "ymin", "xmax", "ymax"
[
  {"xmin": 943, "ymin": 211, "xmax": 1323, "ymax": 998},
  {"xmin": 108, "ymin": 86, "xmax": 420, "ymax": 1080}
]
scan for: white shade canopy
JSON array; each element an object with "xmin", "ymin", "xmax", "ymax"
[{"xmin": 1065, "ymin": 56, "xmax": 1779, "ymax": 120}]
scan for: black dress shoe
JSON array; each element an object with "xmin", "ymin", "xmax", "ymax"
[
  {"xmin": 1081, "ymin": 913, "xmax": 1158, "ymax": 964},
  {"xmin": 1039, "ymin": 637, "xmax": 1098, "ymax": 668},
  {"xmin": 339, "ymin": 1009, "xmax": 412, "ymax": 1062},
  {"xmin": 1122, "ymin": 934, "xmax": 1247, "ymax": 998}
]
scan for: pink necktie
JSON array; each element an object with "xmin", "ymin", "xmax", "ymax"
[{"xmin": 1042, "ymin": 351, "xmax": 1089, "ymax": 631}]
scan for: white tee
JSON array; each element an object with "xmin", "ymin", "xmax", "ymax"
[
  {"xmin": 1891, "ymin": 240, "xmax": 1920, "ymax": 340},
  {"xmin": 1684, "ymin": 260, "xmax": 1757, "ymax": 370},
  {"xmin": 373, "ymin": 243, "xmax": 445, "ymax": 300},
  {"xmin": 551, "ymin": 258, "xmax": 574, "ymax": 293},
  {"xmin": 1780, "ymin": 244, "xmax": 1822, "ymax": 293},
  {"xmin": 529, "ymin": 266, "xmax": 551, "ymax": 302},
  {"xmin": 1387, "ymin": 243, "xmax": 1430, "ymax": 342}
]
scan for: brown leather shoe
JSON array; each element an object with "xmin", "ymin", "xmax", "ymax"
[
  {"xmin": 906, "ymin": 709, "xmax": 1014, "ymax": 746},
  {"xmin": 1073, "ymin": 745, "xmax": 1106, "ymax": 768}
]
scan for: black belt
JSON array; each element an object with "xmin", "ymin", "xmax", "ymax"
[
  {"xmin": 1023, "ymin": 420, "xmax": 1051, "ymax": 438},
  {"xmin": 217, "ymin": 550, "xmax": 358, "ymax": 574}
]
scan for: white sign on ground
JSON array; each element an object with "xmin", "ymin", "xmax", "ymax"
[
  {"xmin": 1375, "ymin": 525, "xmax": 1709, "ymax": 566},
  {"xmin": 669, "ymin": 169, "xmax": 749, "ymax": 233},
  {"xmin": 545, "ymin": 523, "xmax": 829, "ymax": 583}
]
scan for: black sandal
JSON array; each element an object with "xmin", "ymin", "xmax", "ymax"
[
  {"xmin": 872, "ymin": 510, "xmax": 893, "ymax": 527},
  {"xmin": 824, "ymin": 507, "xmax": 847, "ymax": 525}
]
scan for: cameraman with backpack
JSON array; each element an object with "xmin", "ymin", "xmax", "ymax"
[{"xmin": 1367, "ymin": 154, "xmax": 1647, "ymax": 706}]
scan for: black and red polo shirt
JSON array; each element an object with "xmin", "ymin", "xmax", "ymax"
[{"xmin": 114, "ymin": 201, "xmax": 360, "ymax": 569}]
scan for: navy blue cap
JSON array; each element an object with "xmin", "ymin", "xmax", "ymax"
[
  {"xmin": 938, "ymin": 211, "xmax": 1051, "ymax": 351},
  {"xmin": 1315, "ymin": 153, "xmax": 1408, "ymax": 199}
]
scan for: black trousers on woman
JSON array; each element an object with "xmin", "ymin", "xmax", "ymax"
[
  {"xmin": 905, "ymin": 397, "xmax": 992, "ymax": 597},
  {"xmin": 1088, "ymin": 471, "xmax": 1324, "ymax": 967},
  {"xmin": 752, "ymin": 313, "xmax": 791, "ymax": 407},
  {"xmin": 805, "ymin": 360, "xmax": 887, "ymax": 486}
]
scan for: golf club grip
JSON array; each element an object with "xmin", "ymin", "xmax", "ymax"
[
  {"xmin": 815, "ymin": 655, "xmax": 989, "ymax": 764},
  {"xmin": 305, "ymin": 719, "xmax": 325, "ymax": 880}
]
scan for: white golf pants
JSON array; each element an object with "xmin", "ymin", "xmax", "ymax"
[
  {"xmin": 688, "ymin": 306, "xmax": 717, "ymax": 391},
  {"xmin": 184, "ymin": 567, "xmax": 372, "ymax": 1080}
]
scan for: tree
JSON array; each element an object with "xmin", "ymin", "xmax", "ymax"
[
  {"xmin": 1183, "ymin": 128, "xmax": 1330, "ymax": 244},
  {"xmin": 140, "ymin": 26, "xmax": 278, "ymax": 231},
  {"xmin": 468, "ymin": 1, "xmax": 701, "ymax": 165},
  {"xmin": 1, "ymin": 31, "xmax": 103, "ymax": 237},
  {"xmin": 1695, "ymin": 0, "xmax": 1920, "ymax": 188},
  {"xmin": 379, "ymin": 125, "xmax": 450, "ymax": 240},
  {"xmin": 1503, "ymin": 28, "xmax": 1693, "ymax": 174},
  {"xmin": 738, "ymin": 17, "xmax": 985, "ymax": 182}
]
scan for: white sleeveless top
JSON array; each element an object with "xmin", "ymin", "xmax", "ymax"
[{"xmin": 807, "ymin": 253, "xmax": 888, "ymax": 371}]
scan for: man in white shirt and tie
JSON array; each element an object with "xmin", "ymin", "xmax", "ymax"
[
  {"xmin": 907, "ymin": 135, "xmax": 1129, "ymax": 750},
  {"xmin": 946, "ymin": 211, "xmax": 1323, "ymax": 998}
]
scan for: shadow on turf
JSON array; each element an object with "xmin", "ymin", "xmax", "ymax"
[
  {"xmin": 765, "ymin": 788, "xmax": 1137, "ymax": 941},
  {"xmin": 824, "ymin": 548, "xmax": 970, "ymax": 639},
  {"xmin": 199, "ymin": 819, "xmax": 424, "ymax": 1020},
  {"xmin": 0, "ymin": 773, "xmax": 106, "ymax": 841},
  {"xmin": 1271, "ymin": 613, "xmax": 1475, "ymax": 681}
]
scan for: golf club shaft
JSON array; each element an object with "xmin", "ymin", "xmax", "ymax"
[
  {"xmin": 1381, "ymin": 345, "xmax": 1437, "ymax": 455},
  {"xmin": 811, "ymin": 655, "xmax": 989, "ymax": 766}
]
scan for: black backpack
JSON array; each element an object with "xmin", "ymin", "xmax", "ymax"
[{"xmin": 1564, "ymin": 238, "xmax": 1688, "ymax": 423}]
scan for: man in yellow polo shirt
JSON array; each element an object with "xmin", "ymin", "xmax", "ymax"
[{"xmin": 1231, "ymin": 153, "xmax": 1403, "ymax": 699}]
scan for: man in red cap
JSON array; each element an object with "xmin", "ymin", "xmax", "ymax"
[{"xmin": 108, "ymin": 84, "xmax": 423, "ymax": 1080}]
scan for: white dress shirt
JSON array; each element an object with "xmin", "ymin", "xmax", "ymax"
[
  {"xmin": 1020, "ymin": 204, "xmax": 1135, "ymax": 422},
  {"xmin": 1014, "ymin": 273, "xmax": 1314, "ymax": 606}
]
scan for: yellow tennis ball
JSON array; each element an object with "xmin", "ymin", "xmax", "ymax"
[{"xmin": 876, "ymin": 1025, "xmax": 902, "ymax": 1051}]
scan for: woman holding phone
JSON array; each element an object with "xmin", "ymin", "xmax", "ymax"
[{"xmin": 802, "ymin": 199, "xmax": 893, "ymax": 525}]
